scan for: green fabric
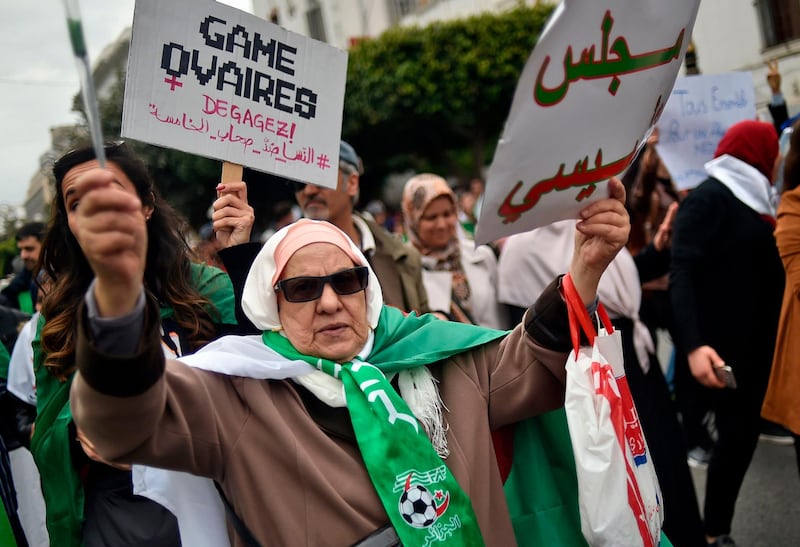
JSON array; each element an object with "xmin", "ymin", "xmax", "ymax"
[
  {"xmin": 159, "ymin": 262, "xmax": 237, "ymax": 324},
  {"xmin": 17, "ymin": 291, "xmax": 33, "ymax": 315},
  {"xmin": 264, "ymin": 304, "xmax": 506, "ymax": 380},
  {"xmin": 30, "ymin": 262, "xmax": 236, "ymax": 547},
  {"xmin": 265, "ymin": 306, "xmax": 503, "ymax": 545},
  {"xmin": 0, "ymin": 502, "xmax": 17, "ymax": 547},
  {"xmin": 504, "ymin": 410, "xmax": 588, "ymax": 547},
  {"xmin": 0, "ymin": 341, "xmax": 10, "ymax": 379},
  {"xmin": 505, "ymin": 409, "xmax": 673, "ymax": 547}
]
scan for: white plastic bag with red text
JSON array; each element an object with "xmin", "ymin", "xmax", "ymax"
[{"xmin": 562, "ymin": 274, "xmax": 663, "ymax": 547}]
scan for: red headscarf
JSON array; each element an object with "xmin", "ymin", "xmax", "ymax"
[{"xmin": 714, "ymin": 120, "xmax": 779, "ymax": 180}]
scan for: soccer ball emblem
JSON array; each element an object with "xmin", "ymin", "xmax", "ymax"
[{"xmin": 398, "ymin": 484, "xmax": 437, "ymax": 528}]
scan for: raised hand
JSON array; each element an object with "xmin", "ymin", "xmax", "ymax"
[
  {"xmin": 766, "ymin": 59, "xmax": 781, "ymax": 94},
  {"xmin": 653, "ymin": 201, "xmax": 679, "ymax": 252},
  {"xmin": 212, "ymin": 181, "xmax": 255, "ymax": 248},
  {"xmin": 568, "ymin": 177, "xmax": 630, "ymax": 305},
  {"xmin": 67, "ymin": 166, "xmax": 147, "ymax": 317}
]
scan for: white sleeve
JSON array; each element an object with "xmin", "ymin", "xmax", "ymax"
[{"xmin": 7, "ymin": 314, "xmax": 37, "ymax": 405}]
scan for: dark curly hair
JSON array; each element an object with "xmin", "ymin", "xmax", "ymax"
[{"xmin": 40, "ymin": 142, "xmax": 219, "ymax": 380}]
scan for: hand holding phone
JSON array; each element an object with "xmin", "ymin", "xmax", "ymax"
[{"xmin": 714, "ymin": 364, "xmax": 737, "ymax": 389}]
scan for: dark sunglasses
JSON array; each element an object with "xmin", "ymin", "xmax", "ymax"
[{"xmin": 274, "ymin": 266, "xmax": 369, "ymax": 303}]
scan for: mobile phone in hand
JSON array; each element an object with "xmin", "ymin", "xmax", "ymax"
[{"xmin": 714, "ymin": 364, "xmax": 737, "ymax": 389}]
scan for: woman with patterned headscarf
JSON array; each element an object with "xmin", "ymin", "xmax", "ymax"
[{"xmin": 401, "ymin": 174, "xmax": 510, "ymax": 329}]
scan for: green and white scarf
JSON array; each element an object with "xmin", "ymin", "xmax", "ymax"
[{"xmin": 265, "ymin": 305, "xmax": 505, "ymax": 546}]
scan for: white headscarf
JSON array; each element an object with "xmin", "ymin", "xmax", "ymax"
[{"xmin": 242, "ymin": 218, "xmax": 384, "ymax": 330}]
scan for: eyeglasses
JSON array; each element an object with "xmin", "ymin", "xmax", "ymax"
[{"xmin": 274, "ymin": 266, "xmax": 369, "ymax": 302}]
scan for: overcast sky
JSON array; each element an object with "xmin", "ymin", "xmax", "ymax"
[{"xmin": 0, "ymin": 0, "xmax": 253, "ymax": 210}]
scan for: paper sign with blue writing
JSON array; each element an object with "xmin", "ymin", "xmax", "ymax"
[
  {"xmin": 122, "ymin": 0, "xmax": 347, "ymax": 188},
  {"xmin": 655, "ymin": 72, "xmax": 756, "ymax": 191},
  {"xmin": 475, "ymin": 0, "xmax": 700, "ymax": 245}
]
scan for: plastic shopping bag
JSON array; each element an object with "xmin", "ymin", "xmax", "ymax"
[{"xmin": 561, "ymin": 274, "xmax": 663, "ymax": 547}]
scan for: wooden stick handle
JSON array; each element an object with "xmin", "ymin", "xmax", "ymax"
[{"xmin": 221, "ymin": 162, "xmax": 243, "ymax": 183}]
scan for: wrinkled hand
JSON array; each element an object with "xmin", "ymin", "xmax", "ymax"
[
  {"xmin": 766, "ymin": 59, "xmax": 781, "ymax": 94},
  {"xmin": 568, "ymin": 177, "xmax": 630, "ymax": 305},
  {"xmin": 688, "ymin": 345, "xmax": 726, "ymax": 388},
  {"xmin": 213, "ymin": 181, "xmax": 255, "ymax": 247},
  {"xmin": 653, "ymin": 202, "xmax": 679, "ymax": 252},
  {"xmin": 69, "ymin": 168, "xmax": 147, "ymax": 317},
  {"xmin": 77, "ymin": 428, "xmax": 131, "ymax": 471}
]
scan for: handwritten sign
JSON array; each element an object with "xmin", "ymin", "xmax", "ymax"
[
  {"xmin": 655, "ymin": 72, "xmax": 756, "ymax": 191},
  {"xmin": 475, "ymin": 0, "xmax": 700, "ymax": 245},
  {"xmin": 122, "ymin": 0, "xmax": 348, "ymax": 188}
]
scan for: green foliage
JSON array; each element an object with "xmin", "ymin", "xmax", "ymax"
[
  {"xmin": 0, "ymin": 237, "xmax": 19, "ymax": 277},
  {"xmin": 343, "ymin": 4, "xmax": 555, "ymax": 192}
]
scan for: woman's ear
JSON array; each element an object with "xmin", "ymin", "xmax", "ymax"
[{"xmin": 144, "ymin": 191, "xmax": 156, "ymax": 220}]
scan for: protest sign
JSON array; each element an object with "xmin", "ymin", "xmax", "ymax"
[
  {"xmin": 475, "ymin": 0, "xmax": 700, "ymax": 245},
  {"xmin": 655, "ymin": 72, "xmax": 756, "ymax": 191},
  {"xmin": 122, "ymin": 0, "xmax": 347, "ymax": 188}
]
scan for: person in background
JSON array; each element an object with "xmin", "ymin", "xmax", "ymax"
[
  {"xmin": 0, "ymin": 343, "xmax": 28, "ymax": 547},
  {"xmin": 3, "ymin": 278, "xmax": 47, "ymax": 546},
  {"xmin": 193, "ymin": 222, "xmax": 226, "ymax": 271},
  {"xmin": 767, "ymin": 59, "xmax": 790, "ymax": 136},
  {"xmin": 762, "ymin": 117, "xmax": 800, "ymax": 472},
  {"xmin": 293, "ymin": 140, "xmax": 430, "ymax": 314},
  {"xmin": 363, "ymin": 199, "xmax": 388, "ymax": 230},
  {"xmin": 669, "ymin": 120, "xmax": 784, "ymax": 547},
  {"xmin": 258, "ymin": 200, "xmax": 300, "ymax": 243},
  {"xmin": 68, "ymin": 170, "xmax": 630, "ymax": 545},
  {"xmin": 401, "ymin": 173, "xmax": 510, "ymax": 330},
  {"xmin": 625, "ymin": 129, "xmax": 717, "ymax": 468},
  {"xmin": 468, "ymin": 177, "xmax": 485, "ymax": 222},
  {"xmin": 456, "ymin": 187, "xmax": 478, "ymax": 237},
  {"xmin": 31, "ymin": 142, "xmax": 239, "ymax": 547},
  {"xmin": 0, "ymin": 222, "xmax": 46, "ymax": 315}
]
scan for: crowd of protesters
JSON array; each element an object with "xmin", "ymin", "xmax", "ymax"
[{"xmin": 0, "ymin": 69, "xmax": 798, "ymax": 547}]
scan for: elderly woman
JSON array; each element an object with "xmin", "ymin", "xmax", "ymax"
[
  {"xmin": 68, "ymin": 161, "xmax": 629, "ymax": 546},
  {"xmin": 402, "ymin": 173, "xmax": 509, "ymax": 329}
]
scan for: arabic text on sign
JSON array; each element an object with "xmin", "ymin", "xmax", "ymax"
[
  {"xmin": 533, "ymin": 10, "xmax": 684, "ymax": 107},
  {"xmin": 497, "ymin": 143, "xmax": 638, "ymax": 224}
]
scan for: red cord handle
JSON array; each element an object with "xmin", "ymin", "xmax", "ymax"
[{"xmin": 562, "ymin": 273, "xmax": 614, "ymax": 354}]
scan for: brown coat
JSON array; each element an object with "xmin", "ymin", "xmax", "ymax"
[
  {"xmin": 71, "ymin": 287, "xmax": 570, "ymax": 547},
  {"xmin": 763, "ymin": 186, "xmax": 800, "ymax": 435},
  {"xmin": 358, "ymin": 213, "xmax": 431, "ymax": 315}
]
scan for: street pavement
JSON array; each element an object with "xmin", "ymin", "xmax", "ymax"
[{"xmin": 690, "ymin": 439, "xmax": 799, "ymax": 546}]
